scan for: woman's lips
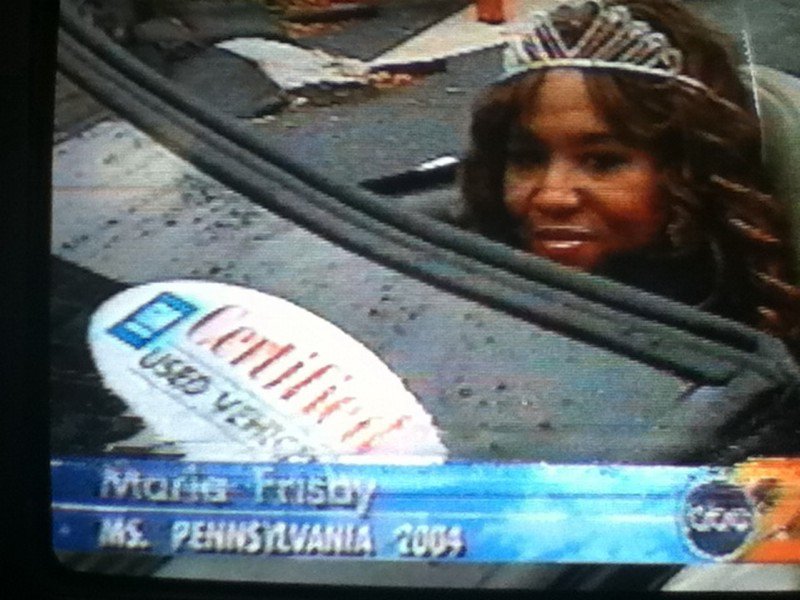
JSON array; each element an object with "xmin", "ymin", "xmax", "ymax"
[
  {"xmin": 533, "ymin": 226, "xmax": 595, "ymax": 246},
  {"xmin": 528, "ymin": 226, "xmax": 601, "ymax": 270},
  {"xmin": 531, "ymin": 226, "xmax": 597, "ymax": 268}
]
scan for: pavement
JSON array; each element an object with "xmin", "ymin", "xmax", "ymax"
[
  {"xmin": 697, "ymin": 0, "xmax": 800, "ymax": 76},
  {"xmin": 60, "ymin": 0, "xmax": 800, "ymax": 187}
]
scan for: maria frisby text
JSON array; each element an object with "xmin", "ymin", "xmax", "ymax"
[{"xmin": 99, "ymin": 466, "xmax": 378, "ymax": 517}]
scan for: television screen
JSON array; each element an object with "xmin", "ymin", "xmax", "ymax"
[{"xmin": 46, "ymin": 0, "xmax": 800, "ymax": 592}]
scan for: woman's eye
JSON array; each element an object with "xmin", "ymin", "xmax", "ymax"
[{"xmin": 581, "ymin": 152, "xmax": 630, "ymax": 173}]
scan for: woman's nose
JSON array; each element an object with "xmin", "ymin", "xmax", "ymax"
[{"xmin": 530, "ymin": 160, "xmax": 581, "ymax": 215}]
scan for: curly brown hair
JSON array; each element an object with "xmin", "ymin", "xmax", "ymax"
[{"xmin": 462, "ymin": 0, "xmax": 799, "ymax": 348}]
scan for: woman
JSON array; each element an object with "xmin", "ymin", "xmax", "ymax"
[{"xmin": 462, "ymin": 0, "xmax": 799, "ymax": 350}]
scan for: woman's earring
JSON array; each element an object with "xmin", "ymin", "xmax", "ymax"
[
  {"xmin": 664, "ymin": 203, "xmax": 704, "ymax": 255},
  {"xmin": 666, "ymin": 218, "xmax": 682, "ymax": 250},
  {"xmin": 666, "ymin": 208, "xmax": 691, "ymax": 252},
  {"xmin": 696, "ymin": 237, "xmax": 726, "ymax": 310}
]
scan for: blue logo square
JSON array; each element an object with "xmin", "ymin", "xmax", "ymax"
[{"xmin": 107, "ymin": 292, "xmax": 197, "ymax": 349}]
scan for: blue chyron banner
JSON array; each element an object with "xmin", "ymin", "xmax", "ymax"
[{"xmin": 52, "ymin": 458, "xmax": 755, "ymax": 564}]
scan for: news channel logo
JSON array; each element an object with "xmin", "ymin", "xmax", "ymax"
[{"xmin": 681, "ymin": 476, "xmax": 757, "ymax": 561}]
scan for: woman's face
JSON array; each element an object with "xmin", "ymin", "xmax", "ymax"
[{"xmin": 503, "ymin": 70, "xmax": 667, "ymax": 271}]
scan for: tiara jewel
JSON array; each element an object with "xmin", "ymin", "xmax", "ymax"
[{"xmin": 503, "ymin": 0, "xmax": 702, "ymax": 89}]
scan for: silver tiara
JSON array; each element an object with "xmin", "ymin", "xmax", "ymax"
[{"xmin": 502, "ymin": 0, "xmax": 708, "ymax": 92}]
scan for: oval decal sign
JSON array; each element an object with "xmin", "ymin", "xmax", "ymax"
[{"xmin": 89, "ymin": 281, "xmax": 447, "ymax": 464}]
